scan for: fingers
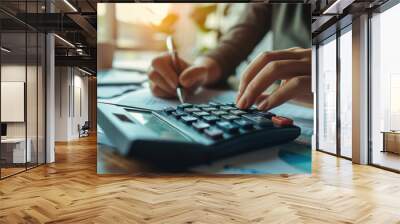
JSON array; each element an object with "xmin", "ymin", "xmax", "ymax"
[
  {"xmin": 237, "ymin": 59, "xmax": 310, "ymax": 109},
  {"xmin": 257, "ymin": 76, "xmax": 311, "ymax": 111},
  {"xmin": 255, "ymin": 93, "xmax": 269, "ymax": 105},
  {"xmin": 151, "ymin": 53, "xmax": 188, "ymax": 89},
  {"xmin": 148, "ymin": 69, "xmax": 176, "ymax": 95},
  {"xmin": 149, "ymin": 53, "xmax": 195, "ymax": 98},
  {"xmin": 150, "ymin": 81, "xmax": 176, "ymax": 98},
  {"xmin": 237, "ymin": 49, "xmax": 307, "ymax": 102},
  {"xmin": 179, "ymin": 66, "xmax": 208, "ymax": 89}
]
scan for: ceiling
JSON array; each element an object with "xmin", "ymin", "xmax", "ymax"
[
  {"xmin": 0, "ymin": 0, "xmax": 97, "ymax": 73},
  {"xmin": 1, "ymin": 0, "xmax": 392, "ymax": 74}
]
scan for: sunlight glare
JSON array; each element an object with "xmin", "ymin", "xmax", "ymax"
[{"xmin": 116, "ymin": 3, "xmax": 170, "ymax": 26}]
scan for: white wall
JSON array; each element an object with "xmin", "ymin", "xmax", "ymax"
[
  {"xmin": 1, "ymin": 65, "xmax": 37, "ymax": 138},
  {"xmin": 1, "ymin": 64, "xmax": 47, "ymax": 163},
  {"xmin": 54, "ymin": 67, "xmax": 89, "ymax": 141},
  {"xmin": 54, "ymin": 66, "xmax": 69, "ymax": 141}
]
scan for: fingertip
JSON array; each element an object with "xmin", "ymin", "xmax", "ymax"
[
  {"xmin": 235, "ymin": 94, "xmax": 240, "ymax": 104},
  {"xmin": 179, "ymin": 74, "xmax": 191, "ymax": 88},
  {"xmin": 257, "ymin": 100, "xmax": 269, "ymax": 111},
  {"xmin": 237, "ymin": 97, "xmax": 248, "ymax": 109}
]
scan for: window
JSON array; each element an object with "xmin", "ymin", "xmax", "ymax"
[
  {"xmin": 339, "ymin": 27, "xmax": 352, "ymax": 158},
  {"xmin": 317, "ymin": 35, "xmax": 337, "ymax": 154},
  {"xmin": 0, "ymin": 1, "xmax": 46, "ymax": 179},
  {"xmin": 370, "ymin": 2, "xmax": 400, "ymax": 171}
]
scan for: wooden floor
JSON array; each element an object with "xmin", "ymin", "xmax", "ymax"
[{"xmin": 1, "ymin": 135, "xmax": 400, "ymax": 224}]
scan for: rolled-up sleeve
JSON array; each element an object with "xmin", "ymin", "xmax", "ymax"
[{"xmin": 204, "ymin": 3, "xmax": 271, "ymax": 80}]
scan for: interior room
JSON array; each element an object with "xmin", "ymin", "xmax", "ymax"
[
  {"xmin": 370, "ymin": 2, "xmax": 400, "ymax": 171},
  {"xmin": 1, "ymin": 0, "xmax": 400, "ymax": 223},
  {"xmin": 0, "ymin": 11, "xmax": 46, "ymax": 178}
]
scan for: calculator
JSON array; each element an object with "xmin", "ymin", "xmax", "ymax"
[{"xmin": 98, "ymin": 102, "xmax": 301, "ymax": 169}]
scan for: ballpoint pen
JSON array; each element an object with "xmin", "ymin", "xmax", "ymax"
[{"xmin": 166, "ymin": 35, "xmax": 185, "ymax": 104}]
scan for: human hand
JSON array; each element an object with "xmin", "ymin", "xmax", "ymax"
[
  {"xmin": 236, "ymin": 47, "xmax": 312, "ymax": 110},
  {"xmin": 148, "ymin": 54, "xmax": 211, "ymax": 98}
]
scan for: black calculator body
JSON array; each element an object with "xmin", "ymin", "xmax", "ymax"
[{"xmin": 98, "ymin": 102, "xmax": 301, "ymax": 169}]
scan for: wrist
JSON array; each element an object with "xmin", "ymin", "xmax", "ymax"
[{"xmin": 193, "ymin": 57, "xmax": 222, "ymax": 86}]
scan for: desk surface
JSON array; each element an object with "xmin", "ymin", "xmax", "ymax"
[
  {"xmin": 97, "ymin": 128, "xmax": 312, "ymax": 175},
  {"xmin": 1, "ymin": 138, "xmax": 27, "ymax": 143},
  {"xmin": 381, "ymin": 131, "xmax": 400, "ymax": 134}
]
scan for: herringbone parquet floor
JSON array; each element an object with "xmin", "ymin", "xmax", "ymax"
[{"xmin": 1, "ymin": 135, "xmax": 400, "ymax": 224}]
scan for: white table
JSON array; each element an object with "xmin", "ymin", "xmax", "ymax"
[{"xmin": 1, "ymin": 138, "xmax": 31, "ymax": 163}]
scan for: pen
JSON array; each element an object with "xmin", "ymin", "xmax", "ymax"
[{"xmin": 166, "ymin": 35, "xmax": 185, "ymax": 104}]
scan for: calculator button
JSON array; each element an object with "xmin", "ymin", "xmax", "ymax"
[
  {"xmin": 171, "ymin": 111, "xmax": 186, "ymax": 118},
  {"xmin": 216, "ymin": 121, "xmax": 239, "ymax": 134},
  {"xmin": 180, "ymin": 115, "xmax": 197, "ymax": 124},
  {"xmin": 204, "ymin": 127, "xmax": 224, "ymax": 140},
  {"xmin": 196, "ymin": 104, "xmax": 210, "ymax": 108},
  {"xmin": 229, "ymin": 110, "xmax": 247, "ymax": 116},
  {"xmin": 177, "ymin": 103, "xmax": 193, "ymax": 109},
  {"xmin": 211, "ymin": 110, "xmax": 228, "ymax": 116},
  {"xmin": 243, "ymin": 106, "xmax": 258, "ymax": 113},
  {"xmin": 192, "ymin": 121, "xmax": 210, "ymax": 131},
  {"xmin": 256, "ymin": 111, "xmax": 275, "ymax": 119},
  {"xmin": 184, "ymin": 107, "xmax": 201, "ymax": 113},
  {"xmin": 224, "ymin": 103, "xmax": 237, "ymax": 107},
  {"xmin": 221, "ymin": 115, "xmax": 240, "ymax": 121},
  {"xmin": 233, "ymin": 119, "xmax": 253, "ymax": 130},
  {"xmin": 164, "ymin": 107, "xmax": 175, "ymax": 114},
  {"xmin": 220, "ymin": 106, "xmax": 236, "ymax": 111},
  {"xmin": 192, "ymin": 111, "xmax": 210, "ymax": 117},
  {"xmin": 242, "ymin": 114, "xmax": 273, "ymax": 127},
  {"xmin": 202, "ymin": 107, "xmax": 217, "ymax": 112},
  {"xmin": 202, "ymin": 115, "xmax": 219, "ymax": 124},
  {"xmin": 272, "ymin": 116, "xmax": 293, "ymax": 127},
  {"xmin": 209, "ymin": 102, "xmax": 222, "ymax": 107}
]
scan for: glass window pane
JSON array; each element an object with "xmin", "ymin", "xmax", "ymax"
[
  {"xmin": 1, "ymin": 31, "xmax": 27, "ymax": 177},
  {"xmin": 27, "ymin": 31, "xmax": 38, "ymax": 169},
  {"xmin": 371, "ymin": 3, "xmax": 400, "ymax": 171},
  {"xmin": 38, "ymin": 33, "xmax": 45, "ymax": 165},
  {"xmin": 339, "ymin": 29, "xmax": 352, "ymax": 158},
  {"xmin": 317, "ymin": 36, "xmax": 337, "ymax": 154},
  {"xmin": 26, "ymin": 0, "xmax": 39, "ymax": 169}
]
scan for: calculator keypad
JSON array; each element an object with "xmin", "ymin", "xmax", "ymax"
[
  {"xmin": 202, "ymin": 115, "xmax": 220, "ymax": 124},
  {"xmin": 242, "ymin": 114, "xmax": 273, "ymax": 127},
  {"xmin": 216, "ymin": 121, "xmax": 239, "ymax": 134},
  {"xmin": 204, "ymin": 127, "xmax": 224, "ymax": 139},
  {"xmin": 192, "ymin": 121, "xmax": 210, "ymax": 131},
  {"xmin": 211, "ymin": 110, "xmax": 228, "ymax": 116},
  {"xmin": 180, "ymin": 115, "xmax": 197, "ymax": 124},
  {"xmin": 163, "ymin": 102, "xmax": 292, "ymax": 141},
  {"xmin": 192, "ymin": 111, "xmax": 210, "ymax": 117}
]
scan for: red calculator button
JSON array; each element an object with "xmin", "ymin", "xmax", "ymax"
[{"xmin": 272, "ymin": 116, "xmax": 293, "ymax": 126}]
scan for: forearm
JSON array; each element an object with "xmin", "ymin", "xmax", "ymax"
[{"xmin": 204, "ymin": 4, "xmax": 271, "ymax": 79}]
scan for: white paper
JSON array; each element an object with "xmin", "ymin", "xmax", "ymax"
[
  {"xmin": 98, "ymin": 70, "xmax": 148, "ymax": 85},
  {"xmin": 114, "ymin": 88, "xmax": 237, "ymax": 111}
]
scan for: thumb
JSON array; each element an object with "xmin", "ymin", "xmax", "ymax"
[{"xmin": 179, "ymin": 66, "xmax": 208, "ymax": 89}]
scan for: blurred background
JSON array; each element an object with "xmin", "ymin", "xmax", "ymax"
[{"xmin": 97, "ymin": 3, "xmax": 272, "ymax": 79}]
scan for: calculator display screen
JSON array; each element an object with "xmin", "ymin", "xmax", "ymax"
[{"xmin": 128, "ymin": 110, "xmax": 191, "ymax": 142}]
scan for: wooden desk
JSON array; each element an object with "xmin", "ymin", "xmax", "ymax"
[
  {"xmin": 1, "ymin": 138, "xmax": 31, "ymax": 165},
  {"xmin": 382, "ymin": 131, "xmax": 400, "ymax": 154}
]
